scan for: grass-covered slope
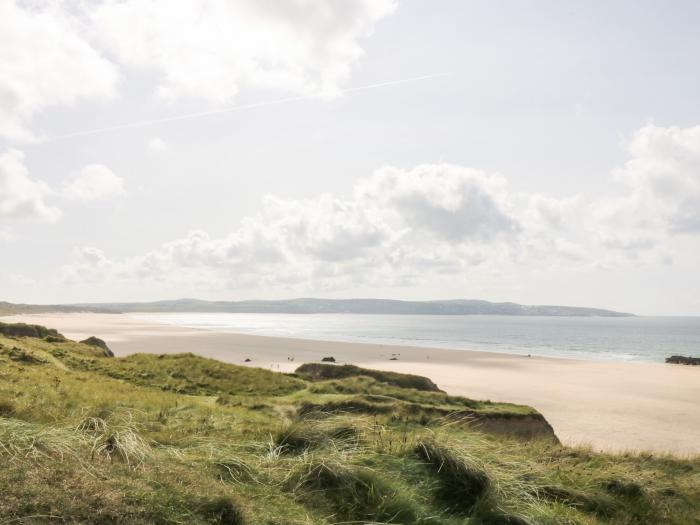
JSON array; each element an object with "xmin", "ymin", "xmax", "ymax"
[
  {"xmin": 296, "ymin": 362, "xmax": 443, "ymax": 391},
  {"xmin": 0, "ymin": 320, "xmax": 65, "ymax": 339},
  {"xmin": 0, "ymin": 326, "xmax": 698, "ymax": 524}
]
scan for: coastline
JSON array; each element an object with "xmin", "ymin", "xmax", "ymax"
[{"xmin": 5, "ymin": 312, "xmax": 700, "ymax": 456}]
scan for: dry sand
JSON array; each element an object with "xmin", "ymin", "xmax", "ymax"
[{"xmin": 5, "ymin": 313, "xmax": 699, "ymax": 456}]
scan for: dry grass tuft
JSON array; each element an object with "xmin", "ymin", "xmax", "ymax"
[
  {"xmin": 0, "ymin": 417, "xmax": 84, "ymax": 463},
  {"xmin": 77, "ymin": 413, "xmax": 151, "ymax": 466},
  {"xmin": 274, "ymin": 414, "xmax": 367, "ymax": 454}
]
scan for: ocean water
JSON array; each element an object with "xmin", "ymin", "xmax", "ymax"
[{"xmin": 137, "ymin": 313, "xmax": 700, "ymax": 363}]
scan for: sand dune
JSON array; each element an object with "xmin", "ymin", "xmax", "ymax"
[{"xmin": 5, "ymin": 312, "xmax": 699, "ymax": 456}]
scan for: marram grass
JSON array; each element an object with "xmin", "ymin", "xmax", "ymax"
[{"xmin": 0, "ymin": 329, "xmax": 698, "ymax": 524}]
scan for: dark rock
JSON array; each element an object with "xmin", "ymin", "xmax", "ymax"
[
  {"xmin": 666, "ymin": 355, "xmax": 700, "ymax": 365},
  {"xmin": 389, "ymin": 357, "xmax": 398, "ymax": 360},
  {"xmin": 80, "ymin": 336, "xmax": 114, "ymax": 357},
  {"xmin": 321, "ymin": 356, "xmax": 336, "ymax": 363},
  {"xmin": 244, "ymin": 358, "xmax": 252, "ymax": 362}
]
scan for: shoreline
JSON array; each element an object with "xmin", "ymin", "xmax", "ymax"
[
  {"xmin": 4, "ymin": 312, "xmax": 700, "ymax": 456},
  {"xmin": 132, "ymin": 313, "xmax": 670, "ymax": 365}
]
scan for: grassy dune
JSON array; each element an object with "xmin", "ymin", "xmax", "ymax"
[{"xmin": 0, "ymin": 326, "xmax": 698, "ymax": 524}]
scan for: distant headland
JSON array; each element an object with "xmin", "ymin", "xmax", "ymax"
[{"xmin": 2, "ymin": 298, "xmax": 634, "ymax": 317}]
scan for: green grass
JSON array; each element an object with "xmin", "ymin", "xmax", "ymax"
[
  {"xmin": 296, "ymin": 362, "xmax": 442, "ymax": 391},
  {"xmin": 0, "ymin": 321, "xmax": 65, "ymax": 339},
  {"xmin": 0, "ymin": 326, "xmax": 699, "ymax": 524},
  {"xmin": 58, "ymin": 351, "xmax": 306, "ymax": 396}
]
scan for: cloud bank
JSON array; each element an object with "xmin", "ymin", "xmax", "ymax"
[
  {"xmin": 62, "ymin": 163, "xmax": 576, "ymax": 290},
  {"xmin": 63, "ymin": 123, "xmax": 700, "ymax": 293}
]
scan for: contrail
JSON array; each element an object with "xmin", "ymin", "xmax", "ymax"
[{"xmin": 40, "ymin": 73, "xmax": 449, "ymax": 143}]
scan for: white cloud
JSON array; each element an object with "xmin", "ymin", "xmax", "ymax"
[
  {"xmin": 88, "ymin": 0, "xmax": 396, "ymax": 103},
  {"xmin": 0, "ymin": 149, "xmax": 125, "ymax": 234},
  {"xmin": 591, "ymin": 124, "xmax": 700, "ymax": 253},
  {"xmin": 61, "ymin": 165, "xmax": 126, "ymax": 202},
  {"xmin": 0, "ymin": 1, "xmax": 394, "ymax": 141},
  {"xmin": 623, "ymin": 124, "xmax": 700, "ymax": 233},
  {"xmin": 0, "ymin": 1, "xmax": 119, "ymax": 141},
  {"xmin": 147, "ymin": 137, "xmax": 169, "ymax": 152},
  {"xmin": 60, "ymin": 124, "xmax": 700, "ymax": 293},
  {"xmin": 524, "ymin": 194, "xmax": 581, "ymax": 232},
  {"xmin": 355, "ymin": 165, "xmax": 519, "ymax": 241},
  {"xmin": 0, "ymin": 149, "xmax": 60, "ymax": 222},
  {"xmin": 62, "ymin": 163, "xmax": 577, "ymax": 290}
]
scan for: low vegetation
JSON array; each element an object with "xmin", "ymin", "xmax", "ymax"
[
  {"xmin": 0, "ymin": 321, "xmax": 65, "ymax": 339},
  {"xmin": 0, "ymin": 301, "xmax": 114, "ymax": 316},
  {"xmin": 296, "ymin": 362, "xmax": 442, "ymax": 391},
  {"xmin": 0, "ymin": 324, "xmax": 698, "ymax": 524}
]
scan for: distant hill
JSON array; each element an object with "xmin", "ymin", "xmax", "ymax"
[
  {"xmin": 73, "ymin": 298, "xmax": 634, "ymax": 317},
  {"xmin": 0, "ymin": 301, "xmax": 113, "ymax": 316}
]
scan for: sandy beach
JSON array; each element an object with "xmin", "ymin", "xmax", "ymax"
[{"xmin": 5, "ymin": 312, "xmax": 699, "ymax": 456}]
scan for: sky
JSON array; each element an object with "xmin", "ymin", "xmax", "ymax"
[{"xmin": 1, "ymin": 0, "xmax": 700, "ymax": 315}]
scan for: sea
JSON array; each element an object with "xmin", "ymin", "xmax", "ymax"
[{"xmin": 136, "ymin": 313, "xmax": 700, "ymax": 363}]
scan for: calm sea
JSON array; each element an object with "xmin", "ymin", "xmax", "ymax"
[{"xmin": 137, "ymin": 313, "xmax": 700, "ymax": 363}]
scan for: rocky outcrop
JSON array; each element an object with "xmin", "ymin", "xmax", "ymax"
[
  {"xmin": 80, "ymin": 336, "xmax": 114, "ymax": 357},
  {"xmin": 666, "ymin": 355, "xmax": 700, "ymax": 365}
]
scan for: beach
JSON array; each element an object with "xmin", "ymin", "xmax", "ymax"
[{"xmin": 5, "ymin": 312, "xmax": 699, "ymax": 456}]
